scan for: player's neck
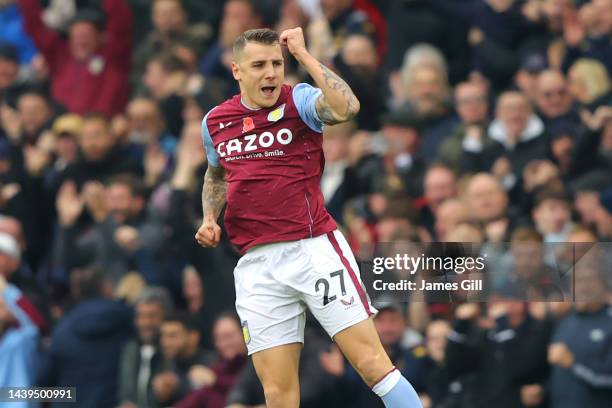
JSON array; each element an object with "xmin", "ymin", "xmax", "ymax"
[{"xmin": 240, "ymin": 94, "xmax": 262, "ymax": 111}]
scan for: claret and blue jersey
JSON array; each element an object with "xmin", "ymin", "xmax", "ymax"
[{"xmin": 201, "ymin": 83, "xmax": 337, "ymax": 253}]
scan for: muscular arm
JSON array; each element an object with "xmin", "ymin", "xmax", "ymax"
[
  {"xmin": 313, "ymin": 62, "xmax": 361, "ymax": 125},
  {"xmin": 202, "ymin": 164, "xmax": 227, "ymax": 221},
  {"xmin": 281, "ymin": 28, "xmax": 360, "ymax": 125}
]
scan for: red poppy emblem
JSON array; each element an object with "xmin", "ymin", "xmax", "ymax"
[{"xmin": 242, "ymin": 117, "xmax": 255, "ymax": 133}]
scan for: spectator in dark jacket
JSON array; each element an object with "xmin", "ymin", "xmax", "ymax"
[
  {"xmin": 57, "ymin": 113, "xmax": 142, "ymax": 190},
  {"xmin": 561, "ymin": 0, "xmax": 612, "ymax": 74},
  {"xmin": 535, "ymin": 70, "xmax": 579, "ymax": 128},
  {"xmin": 38, "ymin": 267, "xmax": 133, "ymax": 408},
  {"xmin": 19, "ymin": 0, "xmax": 132, "ymax": 116},
  {"xmin": 118, "ymin": 286, "xmax": 173, "ymax": 408},
  {"xmin": 152, "ymin": 312, "xmax": 215, "ymax": 406},
  {"xmin": 548, "ymin": 256, "xmax": 612, "ymax": 408},
  {"xmin": 446, "ymin": 300, "xmax": 552, "ymax": 408}
]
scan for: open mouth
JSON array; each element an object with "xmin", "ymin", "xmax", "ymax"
[{"xmin": 261, "ymin": 86, "xmax": 276, "ymax": 96}]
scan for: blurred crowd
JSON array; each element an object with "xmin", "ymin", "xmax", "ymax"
[{"xmin": 0, "ymin": 0, "xmax": 611, "ymax": 407}]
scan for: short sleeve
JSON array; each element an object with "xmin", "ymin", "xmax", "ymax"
[
  {"xmin": 201, "ymin": 109, "xmax": 220, "ymax": 167},
  {"xmin": 292, "ymin": 83, "xmax": 324, "ymax": 133}
]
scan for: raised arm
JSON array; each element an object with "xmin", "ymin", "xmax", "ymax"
[
  {"xmin": 280, "ymin": 27, "xmax": 360, "ymax": 125},
  {"xmin": 19, "ymin": 0, "xmax": 64, "ymax": 63},
  {"xmin": 101, "ymin": 0, "xmax": 133, "ymax": 67},
  {"xmin": 195, "ymin": 164, "xmax": 227, "ymax": 247}
]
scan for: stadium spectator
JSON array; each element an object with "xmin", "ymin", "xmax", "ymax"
[
  {"xmin": 430, "ymin": 0, "xmax": 537, "ymax": 91},
  {"xmin": 395, "ymin": 45, "xmax": 457, "ymax": 160},
  {"xmin": 419, "ymin": 319, "xmax": 477, "ymax": 408},
  {"xmin": 561, "ymin": 0, "xmax": 612, "ymax": 74},
  {"xmin": 507, "ymin": 226, "xmax": 566, "ymax": 301},
  {"xmin": 152, "ymin": 311, "xmax": 215, "ymax": 406},
  {"xmin": 123, "ymin": 97, "xmax": 176, "ymax": 187},
  {"xmin": 57, "ymin": 113, "xmax": 142, "ymax": 189},
  {"xmin": 118, "ymin": 286, "xmax": 173, "ymax": 408},
  {"xmin": 182, "ymin": 265, "xmax": 214, "ymax": 350},
  {"xmin": 548, "ymin": 259, "xmax": 612, "ymax": 408},
  {"xmin": 143, "ymin": 52, "xmax": 190, "ymax": 137},
  {"xmin": 0, "ymin": 42, "xmax": 19, "ymax": 92},
  {"xmin": 38, "ymin": 266, "xmax": 133, "ymax": 408},
  {"xmin": 0, "ymin": 1, "xmax": 37, "ymax": 64},
  {"xmin": 334, "ymin": 34, "xmax": 385, "ymax": 130},
  {"xmin": 433, "ymin": 198, "xmax": 471, "ymax": 242},
  {"xmin": 132, "ymin": 0, "xmax": 212, "ymax": 92},
  {"xmin": 380, "ymin": 109, "xmax": 426, "ymax": 198},
  {"xmin": 176, "ymin": 312, "xmax": 248, "ymax": 408},
  {"xmin": 199, "ymin": 0, "xmax": 263, "ymax": 91},
  {"xmin": 462, "ymin": 91, "xmax": 549, "ymax": 198},
  {"xmin": 514, "ymin": 53, "xmax": 548, "ymax": 104},
  {"xmin": 532, "ymin": 187, "xmax": 574, "ymax": 242},
  {"xmin": 534, "ymin": 69, "xmax": 578, "ymax": 127},
  {"xmin": 319, "ymin": 0, "xmax": 377, "ymax": 54},
  {"xmin": 464, "ymin": 173, "xmax": 520, "ymax": 242},
  {"xmin": 567, "ymin": 59, "xmax": 612, "ymax": 111},
  {"xmin": 321, "ymin": 121, "xmax": 358, "ymax": 221},
  {"xmin": 437, "ymin": 81, "xmax": 491, "ymax": 173},
  {"xmin": 383, "ymin": 0, "xmax": 469, "ymax": 85},
  {"xmin": 0, "ymin": 274, "xmax": 39, "ymax": 399},
  {"xmin": 55, "ymin": 173, "xmax": 165, "ymax": 284},
  {"xmin": 420, "ymin": 164, "xmax": 458, "ymax": 238},
  {"xmin": 19, "ymin": 0, "xmax": 132, "ymax": 116},
  {"xmin": 445, "ymin": 300, "xmax": 552, "ymax": 408},
  {"xmin": 14, "ymin": 87, "xmax": 52, "ymax": 146}
]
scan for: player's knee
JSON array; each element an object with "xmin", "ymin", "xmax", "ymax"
[
  {"xmin": 353, "ymin": 350, "xmax": 391, "ymax": 385},
  {"xmin": 262, "ymin": 383, "xmax": 299, "ymax": 408}
]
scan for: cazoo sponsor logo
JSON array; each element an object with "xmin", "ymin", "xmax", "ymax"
[{"xmin": 217, "ymin": 128, "xmax": 293, "ymax": 158}]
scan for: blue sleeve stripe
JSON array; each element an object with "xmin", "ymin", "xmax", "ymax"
[
  {"xmin": 293, "ymin": 83, "xmax": 324, "ymax": 133},
  {"xmin": 202, "ymin": 108, "xmax": 220, "ymax": 167}
]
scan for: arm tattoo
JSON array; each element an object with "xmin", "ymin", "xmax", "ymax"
[
  {"xmin": 202, "ymin": 164, "xmax": 227, "ymax": 220},
  {"xmin": 316, "ymin": 63, "xmax": 358, "ymax": 124}
]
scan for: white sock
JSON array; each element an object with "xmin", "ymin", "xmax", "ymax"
[{"xmin": 372, "ymin": 368, "xmax": 401, "ymax": 397}]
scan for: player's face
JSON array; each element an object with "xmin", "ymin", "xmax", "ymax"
[{"xmin": 232, "ymin": 42, "xmax": 284, "ymax": 108}]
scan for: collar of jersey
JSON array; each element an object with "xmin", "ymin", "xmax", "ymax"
[{"xmin": 240, "ymin": 97, "xmax": 262, "ymax": 111}]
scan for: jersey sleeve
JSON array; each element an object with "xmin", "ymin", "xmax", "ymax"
[
  {"xmin": 201, "ymin": 109, "xmax": 220, "ymax": 167},
  {"xmin": 292, "ymin": 83, "xmax": 324, "ymax": 133}
]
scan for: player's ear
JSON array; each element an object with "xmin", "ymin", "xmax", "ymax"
[{"xmin": 232, "ymin": 61, "xmax": 241, "ymax": 81}]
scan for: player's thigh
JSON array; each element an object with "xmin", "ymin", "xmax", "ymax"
[
  {"xmin": 300, "ymin": 230, "xmax": 376, "ymax": 338},
  {"xmin": 251, "ymin": 342, "xmax": 302, "ymax": 391},
  {"xmin": 234, "ymin": 248, "xmax": 306, "ymax": 355},
  {"xmin": 333, "ymin": 318, "xmax": 394, "ymax": 387}
]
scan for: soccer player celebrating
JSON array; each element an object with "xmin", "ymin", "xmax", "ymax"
[{"xmin": 195, "ymin": 27, "xmax": 421, "ymax": 408}]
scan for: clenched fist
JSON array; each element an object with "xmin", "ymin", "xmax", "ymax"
[
  {"xmin": 279, "ymin": 27, "xmax": 308, "ymax": 59},
  {"xmin": 195, "ymin": 218, "xmax": 222, "ymax": 247}
]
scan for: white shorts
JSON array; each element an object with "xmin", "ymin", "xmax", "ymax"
[{"xmin": 234, "ymin": 229, "xmax": 377, "ymax": 355}]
